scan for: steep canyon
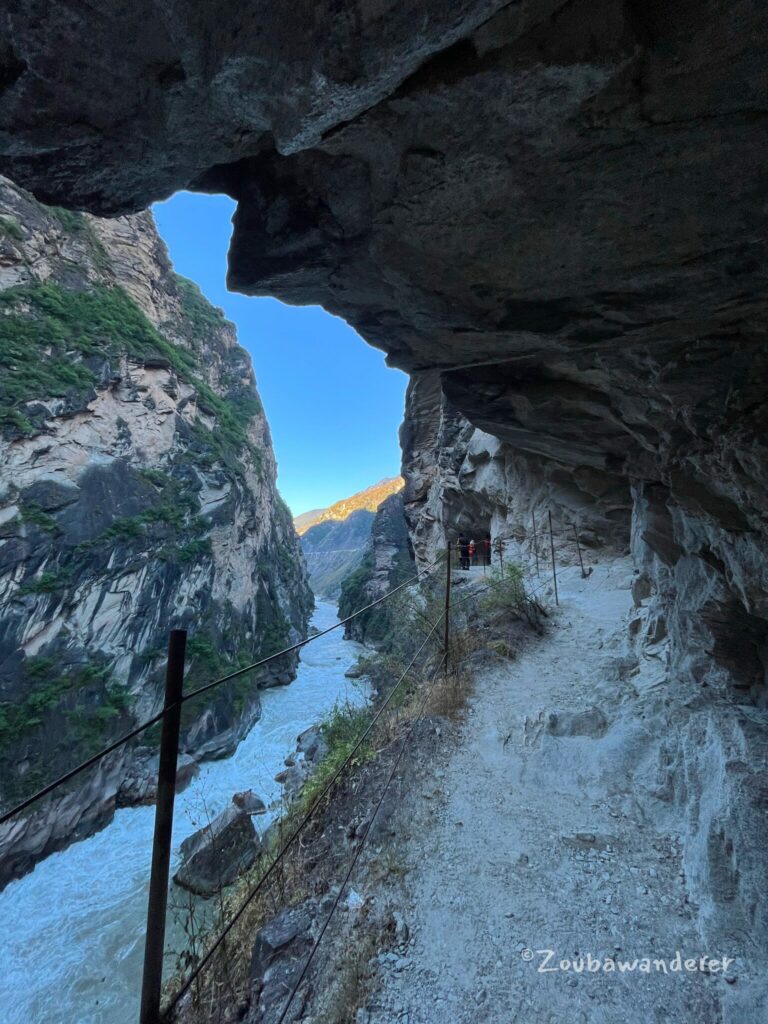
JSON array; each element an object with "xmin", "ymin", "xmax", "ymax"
[
  {"xmin": 0, "ymin": 179, "xmax": 312, "ymax": 887},
  {"xmin": 0, "ymin": 0, "xmax": 766, "ymax": 1001}
]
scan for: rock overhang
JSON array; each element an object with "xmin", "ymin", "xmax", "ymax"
[{"xmin": 1, "ymin": 0, "xmax": 768, "ymax": 623}]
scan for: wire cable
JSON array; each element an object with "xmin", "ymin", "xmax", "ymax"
[
  {"xmin": 164, "ymin": 609, "xmax": 447, "ymax": 1015},
  {"xmin": 182, "ymin": 554, "xmax": 445, "ymax": 704},
  {"xmin": 0, "ymin": 555, "xmax": 445, "ymax": 828},
  {"xmin": 275, "ymin": 646, "xmax": 450, "ymax": 1024}
]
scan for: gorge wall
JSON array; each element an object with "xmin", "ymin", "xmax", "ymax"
[
  {"xmin": 338, "ymin": 492, "xmax": 414, "ymax": 645},
  {"xmin": 299, "ymin": 509, "xmax": 375, "ymax": 600},
  {"xmin": 0, "ymin": 178, "xmax": 312, "ymax": 887},
  {"xmin": 0, "ymin": 0, "xmax": 767, "ymax": 976},
  {"xmin": 297, "ymin": 476, "xmax": 403, "ymax": 599},
  {"xmin": 400, "ymin": 370, "xmax": 632, "ymax": 572}
]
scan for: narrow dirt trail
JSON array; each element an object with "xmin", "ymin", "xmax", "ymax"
[{"xmin": 365, "ymin": 559, "xmax": 730, "ymax": 1024}]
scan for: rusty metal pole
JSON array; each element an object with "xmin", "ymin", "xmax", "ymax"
[
  {"xmin": 140, "ymin": 628, "xmax": 187, "ymax": 1024},
  {"xmin": 572, "ymin": 523, "xmax": 587, "ymax": 579},
  {"xmin": 532, "ymin": 510, "xmax": 540, "ymax": 576},
  {"xmin": 548, "ymin": 510, "xmax": 559, "ymax": 606},
  {"xmin": 443, "ymin": 542, "xmax": 452, "ymax": 676}
]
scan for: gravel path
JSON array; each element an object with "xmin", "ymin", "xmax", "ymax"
[{"xmin": 364, "ymin": 559, "xmax": 732, "ymax": 1024}]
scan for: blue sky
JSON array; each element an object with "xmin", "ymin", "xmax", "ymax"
[{"xmin": 153, "ymin": 192, "xmax": 407, "ymax": 516}]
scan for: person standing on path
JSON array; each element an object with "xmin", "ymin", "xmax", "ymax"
[{"xmin": 458, "ymin": 532, "xmax": 470, "ymax": 570}]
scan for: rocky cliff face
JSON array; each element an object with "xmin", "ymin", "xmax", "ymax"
[
  {"xmin": 300, "ymin": 509, "xmax": 375, "ymax": 600},
  {"xmin": 1, "ymin": 0, "xmax": 767, "ymax": 975},
  {"xmin": 0, "ymin": 178, "xmax": 313, "ymax": 886},
  {"xmin": 297, "ymin": 477, "xmax": 404, "ymax": 598},
  {"xmin": 400, "ymin": 368, "xmax": 768, "ymax": 965},
  {"xmin": 401, "ymin": 370, "xmax": 631, "ymax": 570},
  {"xmin": 338, "ymin": 493, "xmax": 414, "ymax": 645},
  {"xmin": 294, "ymin": 477, "xmax": 403, "ymax": 536}
]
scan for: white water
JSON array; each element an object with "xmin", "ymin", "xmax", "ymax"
[{"xmin": 0, "ymin": 602, "xmax": 368, "ymax": 1024}]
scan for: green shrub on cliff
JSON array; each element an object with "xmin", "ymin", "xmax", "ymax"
[
  {"xmin": 296, "ymin": 701, "xmax": 374, "ymax": 815},
  {"xmin": 0, "ymin": 281, "xmax": 261, "ymax": 462},
  {"xmin": 0, "ymin": 215, "xmax": 23, "ymax": 241},
  {"xmin": 0, "ymin": 658, "xmax": 132, "ymax": 801},
  {"xmin": 173, "ymin": 273, "xmax": 230, "ymax": 341},
  {"xmin": 49, "ymin": 206, "xmax": 88, "ymax": 234},
  {"xmin": 19, "ymin": 502, "xmax": 58, "ymax": 534},
  {"xmin": 17, "ymin": 569, "xmax": 71, "ymax": 595}
]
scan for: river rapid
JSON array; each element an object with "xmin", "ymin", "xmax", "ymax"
[{"xmin": 0, "ymin": 601, "xmax": 368, "ymax": 1024}]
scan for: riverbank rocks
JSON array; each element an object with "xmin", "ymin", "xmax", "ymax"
[
  {"xmin": 117, "ymin": 753, "xmax": 199, "ymax": 806},
  {"xmin": 273, "ymin": 726, "xmax": 331, "ymax": 803},
  {"xmin": 296, "ymin": 726, "xmax": 328, "ymax": 765},
  {"xmin": 233, "ymin": 790, "xmax": 267, "ymax": 815},
  {"xmin": 174, "ymin": 806, "xmax": 261, "ymax": 897},
  {"xmin": 274, "ymin": 763, "xmax": 311, "ymax": 802}
]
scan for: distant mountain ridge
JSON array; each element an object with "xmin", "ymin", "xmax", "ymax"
[
  {"xmin": 294, "ymin": 476, "xmax": 404, "ymax": 536},
  {"xmin": 296, "ymin": 477, "xmax": 404, "ymax": 598}
]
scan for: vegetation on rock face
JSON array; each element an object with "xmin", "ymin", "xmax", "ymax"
[
  {"xmin": 0, "ymin": 214, "xmax": 23, "ymax": 241},
  {"xmin": 0, "ymin": 280, "xmax": 261, "ymax": 462},
  {"xmin": 19, "ymin": 501, "xmax": 58, "ymax": 534},
  {"xmin": 0, "ymin": 657, "xmax": 132, "ymax": 803},
  {"xmin": 48, "ymin": 206, "xmax": 88, "ymax": 234},
  {"xmin": 173, "ymin": 273, "xmax": 230, "ymax": 340},
  {"xmin": 0, "ymin": 183, "xmax": 313, "ymax": 836},
  {"xmin": 337, "ymin": 540, "xmax": 414, "ymax": 644},
  {"xmin": 295, "ymin": 701, "xmax": 374, "ymax": 816}
]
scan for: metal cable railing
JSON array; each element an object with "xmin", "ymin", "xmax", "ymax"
[
  {"xmin": 165, "ymin": 609, "xmax": 448, "ymax": 1016},
  {"xmin": 2, "ymin": 519, "xmax": 578, "ymax": 1024},
  {"xmin": 275, "ymin": 647, "xmax": 450, "ymax": 1024},
  {"xmin": 268, "ymin": 553, "xmax": 571, "ymax": 1022},
  {"xmin": 0, "ymin": 553, "xmax": 446, "ymax": 829}
]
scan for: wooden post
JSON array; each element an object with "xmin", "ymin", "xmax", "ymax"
[
  {"xmin": 572, "ymin": 523, "xmax": 587, "ymax": 579},
  {"xmin": 548, "ymin": 510, "xmax": 559, "ymax": 606},
  {"xmin": 532, "ymin": 511, "xmax": 540, "ymax": 575},
  {"xmin": 140, "ymin": 629, "xmax": 187, "ymax": 1024},
  {"xmin": 443, "ymin": 542, "xmax": 452, "ymax": 676}
]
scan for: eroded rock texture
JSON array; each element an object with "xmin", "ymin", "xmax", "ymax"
[
  {"xmin": 0, "ymin": 0, "xmax": 767, "ymax": 983},
  {"xmin": 0, "ymin": 178, "xmax": 312, "ymax": 887},
  {"xmin": 338, "ymin": 493, "xmax": 414, "ymax": 645},
  {"xmin": 401, "ymin": 370, "xmax": 631, "ymax": 570}
]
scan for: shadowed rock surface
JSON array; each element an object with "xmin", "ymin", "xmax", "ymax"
[
  {"xmin": 0, "ymin": 177, "xmax": 312, "ymax": 888},
  {"xmin": 338, "ymin": 492, "xmax": 414, "ymax": 645},
  {"xmin": 2, "ymin": 7, "xmax": 766, "ymax": 705},
  {"xmin": 0, "ymin": 0, "xmax": 767, "ymax": 1007},
  {"xmin": 174, "ymin": 804, "xmax": 261, "ymax": 896}
]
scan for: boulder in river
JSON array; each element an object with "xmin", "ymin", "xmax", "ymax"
[
  {"xmin": 233, "ymin": 789, "xmax": 267, "ymax": 815},
  {"xmin": 173, "ymin": 805, "xmax": 261, "ymax": 896}
]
